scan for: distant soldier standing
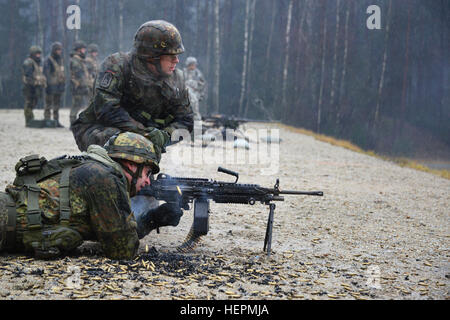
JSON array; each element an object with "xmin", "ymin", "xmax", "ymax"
[
  {"xmin": 183, "ymin": 56, "xmax": 206, "ymax": 121},
  {"xmin": 43, "ymin": 42, "xmax": 66, "ymax": 127},
  {"xmin": 70, "ymin": 41, "xmax": 90, "ymax": 125},
  {"xmin": 71, "ymin": 20, "xmax": 193, "ymax": 156},
  {"xmin": 85, "ymin": 43, "xmax": 100, "ymax": 96},
  {"xmin": 22, "ymin": 46, "xmax": 47, "ymax": 126}
]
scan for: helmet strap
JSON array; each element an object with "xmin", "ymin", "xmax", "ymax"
[
  {"xmin": 122, "ymin": 162, "xmax": 144, "ymax": 196},
  {"xmin": 144, "ymin": 56, "xmax": 170, "ymax": 78}
]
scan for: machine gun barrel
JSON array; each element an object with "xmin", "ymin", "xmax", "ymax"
[
  {"xmin": 280, "ymin": 190, "xmax": 323, "ymax": 196},
  {"xmin": 135, "ymin": 167, "xmax": 323, "ymax": 256}
]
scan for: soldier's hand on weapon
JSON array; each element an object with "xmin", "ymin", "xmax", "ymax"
[
  {"xmin": 143, "ymin": 127, "xmax": 171, "ymax": 150},
  {"xmin": 146, "ymin": 202, "xmax": 183, "ymax": 228}
]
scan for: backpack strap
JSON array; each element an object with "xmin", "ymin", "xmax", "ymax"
[
  {"xmin": 22, "ymin": 175, "xmax": 42, "ymax": 230},
  {"xmin": 59, "ymin": 166, "xmax": 72, "ymax": 226}
]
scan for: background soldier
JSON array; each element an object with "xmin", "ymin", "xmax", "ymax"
[
  {"xmin": 85, "ymin": 43, "xmax": 100, "ymax": 97},
  {"xmin": 71, "ymin": 20, "xmax": 193, "ymax": 156},
  {"xmin": 183, "ymin": 56, "xmax": 206, "ymax": 121},
  {"xmin": 0, "ymin": 132, "xmax": 183, "ymax": 260},
  {"xmin": 22, "ymin": 46, "xmax": 47, "ymax": 126},
  {"xmin": 43, "ymin": 42, "xmax": 65, "ymax": 127},
  {"xmin": 69, "ymin": 40, "xmax": 90, "ymax": 125}
]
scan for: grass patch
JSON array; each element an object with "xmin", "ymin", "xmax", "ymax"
[{"xmin": 279, "ymin": 124, "xmax": 450, "ymax": 180}]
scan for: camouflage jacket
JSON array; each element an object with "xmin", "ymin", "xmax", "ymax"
[
  {"xmin": 5, "ymin": 146, "xmax": 139, "ymax": 260},
  {"xmin": 85, "ymin": 55, "xmax": 98, "ymax": 82},
  {"xmin": 183, "ymin": 67, "xmax": 206, "ymax": 98},
  {"xmin": 70, "ymin": 52, "xmax": 90, "ymax": 95},
  {"xmin": 77, "ymin": 52, "xmax": 193, "ymax": 135},
  {"xmin": 22, "ymin": 57, "xmax": 46, "ymax": 88},
  {"xmin": 43, "ymin": 54, "xmax": 66, "ymax": 94}
]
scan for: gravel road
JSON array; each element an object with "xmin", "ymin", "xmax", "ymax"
[{"xmin": 0, "ymin": 109, "xmax": 448, "ymax": 300}]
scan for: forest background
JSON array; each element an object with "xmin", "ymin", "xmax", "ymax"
[{"xmin": 0, "ymin": 0, "xmax": 448, "ymax": 162}]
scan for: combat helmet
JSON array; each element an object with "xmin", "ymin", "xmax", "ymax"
[
  {"xmin": 73, "ymin": 40, "xmax": 87, "ymax": 51},
  {"xmin": 87, "ymin": 43, "xmax": 99, "ymax": 53},
  {"xmin": 51, "ymin": 42, "xmax": 63, "ymax": 55},
  {"xmin": 104, "ymin": 132, "xmax": 160, "ymax": 174},
  {"xmin": 185, "ymin": 56, "xmax": 197, "ymax": 67},
  {"xmin": 29, "ymin": 45, "xmax": 42, "ymax": 56},
  {"xmin": 132, "ymin": 20, "xmax": 185, "ymax": 59}
]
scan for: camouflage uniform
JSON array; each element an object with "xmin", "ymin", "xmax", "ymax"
[
  {"xmin": 85, "ymin": 44, "xmax": 99, "ymax": 97},
  {"xmin": 183, "ymin": 57, "xmax": 206, "ymax": 121},
  {"xmin": 71, "ymin": 20, "xmax": 193, "ymax": 152},
  {"xmin": 0, "ymin": 133, "xmax": 164, "ymax": 260},
  {"xmin": 70, "ymin": 41, "xmax": 90, "ymax": 124},
  {"xmin": 43, "ymin": 42, "xmax": 65, "ymax": 124},
  {"xmin": 22, "ymin": 46, "xmax": 47, "ymax": 124}
]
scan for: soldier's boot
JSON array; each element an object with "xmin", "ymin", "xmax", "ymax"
[
  {"xmin": 24, "ymin": 108, "xmax": 34, "ymax": 127},
  {"xmin": 53, "ymin": 110, "xmax": 64, "ymax": 128},
  {"xmin": 44, "ymin": 101, "xmax": 52, "ymax": 120}
]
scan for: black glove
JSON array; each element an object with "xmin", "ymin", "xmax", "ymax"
[
  {"xmin": 136, "ymin": 203, "xmax": 183, "ymax": 238},
  {"xmin": 149, "ymin": 203, "xmax": 183, "ymax": 227}
]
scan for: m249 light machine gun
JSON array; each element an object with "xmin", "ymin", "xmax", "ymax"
[{"xmin": 136, "ymin": 167, "xmax": 323, "ymax": 256}]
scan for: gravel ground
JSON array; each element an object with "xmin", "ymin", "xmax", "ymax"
[{"xmin": 0, "ymin": 108, "xmax": 448, "ymax": 300}]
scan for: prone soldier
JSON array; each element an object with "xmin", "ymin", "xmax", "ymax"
[{"xmin": 0, "ymin": 132, "xmax": 184, "ymax": 260}]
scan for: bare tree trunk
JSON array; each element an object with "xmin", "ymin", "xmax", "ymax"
[
  {"xmin": 35, "ymin": 0, "xmax": 44, "ymax": 48},
  {"xmin": 294, "ymin": 1, "xmax": 307, "ymax": 95},
  {"xmin": 212, "ymin": 0, "xmax": 220, "ymax": 114},
  {"xmin": 281, "ymin": 0, "xmax": 294, "ymax": 120},
  {"xmin": 119, "ymin": 0, "xmax": 124, "ymax": 51},
  {"xmin": 50, "ymin": 0, "xmax": 58, "ymax": 42},
  {"xmin": 329, "ymin": 0, "xmax": 340, "ymax": 121},
  {"xmin": 7, "ymin": 0, "xmax": 18, "ymax": 86},
  {"xmin": 263, "ymin": 0, "xmax": 276, "ymax": 105},
  {"xmin": 317, "ymin": 3, "xmax": 328, "ymax": 133},
  {"xmin": 373, "ymin": 0, "xmax": 392, "ymax": 127},
  {"xmin": 74, "ymin": 0, "xmax": 80, "ymax": 41},
  {"xmin": 91, "ymin": 0, "xmax": 98, "ymax": 43},
  {"xmin": 204, "ymin": 0, "xmax": 210, "ymax": 115},
  {"xmin": 61, "ymin": 0, "xmax": 69, "ymax": 108},
  {"xmin": 336, "ymin": 0, "xmax": 350, "ymax": 126},
  {"xmin": 244, "ymin": 0, "xmax": 257, "ymax": 117},
  {"xmin": 238, "ymin": 0, "xmax": 251, "ymax": 116}
]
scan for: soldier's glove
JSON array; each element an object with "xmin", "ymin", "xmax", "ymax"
[
  {"xmin": 144, "ymin": 127, "xmax": 171, "ymax": 151},
  {"xmin": 138, "ymin": 203, "xmax": 183, "ymax": 236}
]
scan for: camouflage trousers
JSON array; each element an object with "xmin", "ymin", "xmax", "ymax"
[
  {"xmin": 71, "ymin": 120, "xmax": 121, "ymax": 152},
  {"xmin": 0, "ymin": 192, "xmax": 16, "ymax": 252},
  {"xmin": 188, "ymin": 91, "xmax": 202, "ymax": 121},
  {"xmin": 24, "ymin": 95, "xmax": 39, "ymax": 123},
  {"xmin": 70, "ymin": 94, "xmax": 89, "ymax": 125},
  {"xmin": 44, "ymin": 93, "xmax": 63, "ymax": 121}
]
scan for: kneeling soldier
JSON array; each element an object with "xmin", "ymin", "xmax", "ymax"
[{"xmin": 0, "ymin": 132, "xmax": 183, "ymax": 260}]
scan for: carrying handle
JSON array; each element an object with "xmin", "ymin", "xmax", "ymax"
[{"xmin": 218, "ymin": 167, "xmax": 239, "ymax": 183}]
